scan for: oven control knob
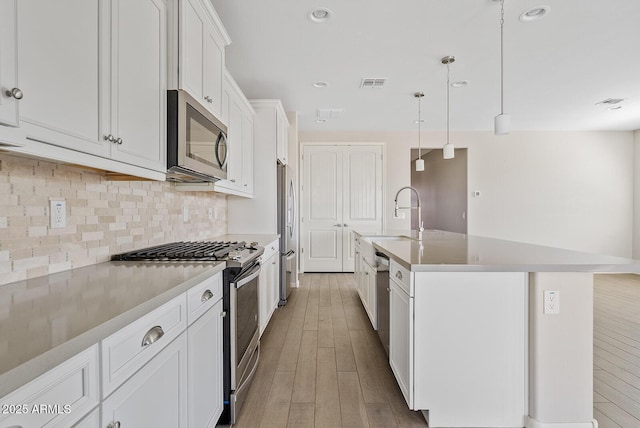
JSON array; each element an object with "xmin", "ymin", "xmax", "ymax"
[
  {"xmin": 228, "ymin": 251, "xmax": 242, "ymax": 260},
  {"xmin": 250, "ymin": 241, "xmax": 259, "ymax": 249}
]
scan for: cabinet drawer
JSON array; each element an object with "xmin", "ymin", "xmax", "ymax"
[
  {"xmin": 389, "ymin": 260, "xmax": 412, "ymax": 296},
  {"xmin": 187, "ymin": 270, "xmax": 223, "ymax": 325},
  {"xmin": 262, "ymin": 240, "xmax": 279, "ymax": 261},
  {"xmin": 0, "ymin": 345, "xmax": 99, "ymax": 428},
  {"xmin": 101, "ymin": 294, "xmax": 187, "ymax": 398}
]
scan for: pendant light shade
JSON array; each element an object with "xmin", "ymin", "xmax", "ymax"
[
  {"xmin": 415, "ymin": 92, "xmax": 425, "ymax": 172},
  {"xmin": 495, "ymin": 0, "xmax": 510, "ymax": 135},
  {"xmin": 443, "ymin": 143, "xmax": 455, "ymax": 159},
  {"xmin": 442, "ymin": 56, "xmax": 455, "ymax": 160},
  {"xmin": 494, "ymin": 113, "xmax": 511, "ymax": 135}
]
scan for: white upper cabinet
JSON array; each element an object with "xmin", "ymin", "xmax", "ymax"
[
  {"xmin": 241, "ymin": 112, "xmax": 254, "ymax": 194},
  {"xmin": 0, "ymin": 0, "xmax": 168, "ymax": 178},
  {"xmin": 16, "ymin": 0, "xmax": 108, "ymax": 157},
  {"xmin": 177, "ymin": 0, "xmax": 228, "ymax": 118},
  {"xmin": 109, "ymin": 0, "xmax": 167, "ymax": 171},
  {"xmin": 0, "ymin": 0, "xmax": 19, "ymax": 127},
  {"xmin": 276, "ymin": 110, "xmax": 288, "ymax": 165}
]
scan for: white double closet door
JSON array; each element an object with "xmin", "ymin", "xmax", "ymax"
[{"xmin": 301, "ymin": 144, "xmax": 383, "ymax": 272}]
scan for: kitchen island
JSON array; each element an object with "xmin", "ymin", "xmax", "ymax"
[{"xmin": 354, "ymin": 229, "xmax": 640, "ymax": 428}]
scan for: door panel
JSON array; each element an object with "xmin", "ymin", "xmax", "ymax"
[
  {"xmin": 302, "ymin": 145, "xmax": 383, "ymax": 272},
  {"xmin": 302, "ymin": 146, "xmax": 343, "ymax": 271}
]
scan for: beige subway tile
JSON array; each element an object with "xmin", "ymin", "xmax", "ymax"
[
  {"xmin": 0, "ymin": 194, "xmax": 18, "ymax": 205},
  {"xmin": 82, "ymin": 231, "xmax": 104, "ymax": 241},
  {"xmin": 0, "ymin": 217, "xmax": 7, "ymax": 228},
  {"xmin": 25, "ymin": 205, "xmax": 46, "ymax": 217},
  {"xmin": 48, "ymin": 261, "xmax": 72, "ymax": 274},
  {"xmin": 0, "ymin": 261, "xmax": 10, "ymax": 273},
  {"xmin": 27, "ymin": 226, "xmax": 47, "ymax": 238},
  {"xmin": 27, "ymin": 265, "xmax": 49, "ymax": 279},
  {"xmin": 13, "ymin": 255, "xmax": 48, "ymax": 271},
  {"xmin": 49, "ymin": 225, "xmax": 77, "ymax": 236}
]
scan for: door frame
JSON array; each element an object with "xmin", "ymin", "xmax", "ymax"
[{"xmin": 298, "ymin": 142, "xmax": 386, "ymax": 273}]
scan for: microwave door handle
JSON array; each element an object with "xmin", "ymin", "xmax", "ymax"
[{"xmin": 232, "ymin": 263, "xmax": 261, "ymax": 289}]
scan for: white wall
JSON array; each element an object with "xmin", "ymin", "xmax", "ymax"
[
  {"xmin": 634, "ymin": 130, "xmax": 640, "ymax": 259},
  {"xmin": 299, "ymin": 130, "xmax": 634, "ymax": 258}
]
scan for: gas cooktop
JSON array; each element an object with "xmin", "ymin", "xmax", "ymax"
[{"xmin": 111, "ymin": 241, "xmax": 263, "ymax": 267}]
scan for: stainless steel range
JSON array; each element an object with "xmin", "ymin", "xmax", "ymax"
[{"xmin": 112, "ymin": 240, "xmax": 264, "ymax": 425}]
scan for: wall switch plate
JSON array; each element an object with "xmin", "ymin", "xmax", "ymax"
[
  {"xmin": 208, "ymin": 208, "xmax": 214, "ymax": 220},
  {"xmin": 544, "ymin": 290, "xmax": 560, "ymax": 315},
  {"xmin": 183, "ymin": 206, "xmax": 189, "ymax": 222},
  {"xmin": 50, "ymin": 199, "xmax": 66, "ymax": 228}
]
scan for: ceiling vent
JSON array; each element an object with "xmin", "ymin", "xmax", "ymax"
[
  {"xmin": 595, "ymin": 98, "xmax": 625, "ymax": 106},
  {"xmin": 360, "ymin": 78, "xmax": 387, "ymax": 89},
  {"xmin": 317, "ymin": 108, "xmax": 344, "ymax": 119}
]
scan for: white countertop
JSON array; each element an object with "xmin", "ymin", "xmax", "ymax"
[
  {"xmin": 357, "ymin": 230, "xmax": 640, "ymax": 273},
  {"xmin": 0, "ymin": 261, "xmax": 225, "ymax": 398}
]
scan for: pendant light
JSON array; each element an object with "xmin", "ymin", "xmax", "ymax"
[
  {"xmin": 415, "ymin": 92, "xmax": 425, "ymax": 171},
  {"xmin": 441, "ymin": 56, "xmax": 455, "ymax": 160},
  {"xmin": 494, "ymin": 0, "xmax": 510, "ymax": 135}
]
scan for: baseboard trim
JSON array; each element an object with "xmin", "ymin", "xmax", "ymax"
[{"xmin": 527, "ymin": 416, "xmax": 598, "ymax": 428}]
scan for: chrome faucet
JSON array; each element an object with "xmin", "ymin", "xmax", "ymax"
[{"xmin": 394, "ymin": 186, "xmax": 424, "ymax": 240}]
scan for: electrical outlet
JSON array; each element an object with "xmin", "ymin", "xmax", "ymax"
[
  {"xmin": 544, "ymin": 290, "xmax": 560, "ymax": 315},
  {"xmin": 208, "ymin": 208, "xmax": 214, "ymax": 220},
  {"xmin": 50, "ymin": 199, "xmax": 66, "ymax": 228},
  {"xmin": 183, "ymin": 206, "xmax": 189, "ymax": 222}
]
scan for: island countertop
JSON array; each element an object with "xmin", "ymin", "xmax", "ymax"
[{"xmin": 357, "ymin": 229, "xmax": 640, "ymax": 273}]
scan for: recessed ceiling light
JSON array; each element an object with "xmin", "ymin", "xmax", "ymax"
[
  {"xmin": 413, "ymin": 120, "xmax": 425, "ymax": 124},
  {"xmin": 313, "ymin": 81, "xmax": 329, "ymax": 88},
  {"xmin": 451, "ymin": 80, "xmax": 469, "ymax": 88},
  {"xmin": 308, "ymin": 7, "xmax": 333, "ymax": 23},
  {"xmin": 519, "ymin": 6, "xmax": 550, "ymax": 22}
]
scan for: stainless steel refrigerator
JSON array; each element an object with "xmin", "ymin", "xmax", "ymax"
[{"xmin": 277, "ymin": 162, "xmax": 296, "ymax": 305}]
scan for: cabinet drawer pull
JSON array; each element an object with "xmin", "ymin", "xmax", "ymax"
[
  {"xmin": 103, "ymin": 134, "xmax": 114, "ymax": 143},
  {"xmin": 116, "ymin": 137, "xmax": 123, "ymax": 145},
  {"xmin": 386, "ymin": 288, "xmax": 391, "ymax": 292},
  {"xmin": 141, "ymin": 325, "xmax": 164, "ymax": 347},
  {"xmin": 107, "ymin": 422, "xmax": 121, "ymax": 428},
  {"xmin": 230, "ymin": 179, "xmax": 236, "ymax": 183},
  {"xmin": 395, "ymin": 271, "xmax": 403, "ymax": 280},
  {"xmin": 5, "ymin": 87, "xmax": 23, "ymax": 99},
  {"xmin": 201, "ymin": 289, "xmax": 214, "ymax": 302},
  {"xmin": 221, "ymin": 311, "xmax": 227, "ymax": 318}
]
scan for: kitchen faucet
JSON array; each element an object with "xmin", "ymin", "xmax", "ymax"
[{"xmin": 394, "ymin": 186, "xmax": 424, "ymax": 240}]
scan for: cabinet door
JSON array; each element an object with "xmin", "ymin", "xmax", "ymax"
[
  {"xmin": 276, "ymin": 110, "xmax": 287, "ymax": 164},
  {"xmin": 270, "ymin": 253, "xmax": 280, "ymax": 311},
  {"xmin": 389, "ymin": 279, "xmax": 413, "ymax": 408},
  {"xmin": 0, "ymin": 0, "xmax": 19, "ymax": 127},
  {"xmin": 226, "ymin": 96, "xmax": 243, "ymax": 188},
  {"xmin": 102, "ymin": 333, "xmax": 188, "ymax": 428},
  {"xmin": 188, "ymin": 300, "xmax": 224, "ymax": 428},
  {"xmin": 180, "ymin": 0, "xmax": 204, "ymax": 101},
  {"xmin": 16, "ymin": 0, "xmax": 108, "ymax": 156},
  {"xmin": 241, "ymin": 113, "xmax": 254, "ymax": 194},
  {"xmin": 202, "ymin": 29, "xmax": 223, "ymax": 117},
  {"xmin": 258, "ymin": 262, "xmax": 269, "ymax": 336},
  {"xmin": 109, "ymin": 0, "xmax": 166, "ymax": 172}
]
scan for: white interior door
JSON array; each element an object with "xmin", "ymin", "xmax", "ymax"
[
  {"xmin": 302, "ymin": 145, "xmax": 343, "ymax": 272},
  {"xmin": 342, "ymin": 145, "xmax": 383, "ymax": 271},
  {"xmin": 302, "ymin": 144, "xmax": 383, "ymax": 272}
]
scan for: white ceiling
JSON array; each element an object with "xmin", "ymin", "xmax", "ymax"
[{"xmin": 211, "ymin": 0, "xmax": 640, "ymax": 133}]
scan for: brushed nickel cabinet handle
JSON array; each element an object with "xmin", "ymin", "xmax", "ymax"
[
  {"xmin": 201, "ymin": 289, "xmax": 214, "ymax": 302},
  {"xmin": 5, "ymin": 87, "xmax": 23, "ymax": 99},
  {"xmin": 396, "ymin": 271, "xmax": 403, "ymax": 280},
  {"xmin": 141, "ymin": 325, "xmax": 164, "ymax": 347},
  {"xmin": 116, "ymin": 137, "xmax": 123, "ymax": 145},
  {"xmin": 107, "ymin": 422, "xmax": 121, "ymax": 428},
  {"xmin": 103, "ymin": 134, "xmax": 114, "ymax": 143}
]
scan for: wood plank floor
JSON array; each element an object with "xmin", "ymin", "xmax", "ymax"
[
  {"xmin": 229, "ymin": 273, "xmax": 428, "ymax": 428},
  {"xmin": 593, "ymin": 273, "xmax": 640, "ymax": 428},
  {"xmin": 226, "ymin": 273, "xmax": 640, "ymax": 428}
]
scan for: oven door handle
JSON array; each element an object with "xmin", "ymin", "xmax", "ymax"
[{"xmin": 232, "ymin": 263, "xmax": 261, "ymax": 289}]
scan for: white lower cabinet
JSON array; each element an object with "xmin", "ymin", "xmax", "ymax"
[
  {"xmin": 0, "ymin": 345, "xmax": 100, "ymax": 428},
  {"xmin": 389, "ymin": 277, "xmax": 413, "ymax": 408},
  {"xmin": 72, "ymin": 407, "xmax": 100, "ymax": 428},
  {"xmin": 259, "ymin": 241, "xmax": 280, "ymax": 335},
  {"xmin": 102, "ymin": 333, "xmax": 188, "ymax": 428},
  {"xmin": 188, "ymin": 299, "xmax": 224, "ymax": 428}
]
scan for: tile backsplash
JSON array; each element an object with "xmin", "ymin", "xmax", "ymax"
[{"xmin": 0, "ymin": 154, "xmax": 227, "ymax": 286}]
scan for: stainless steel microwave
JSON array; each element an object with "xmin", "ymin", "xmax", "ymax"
[{"xmin": 167, "ymin": 90, "xmax": 228, "ymax": 182}]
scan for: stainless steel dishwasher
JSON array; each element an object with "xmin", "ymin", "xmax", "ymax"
[{"xmin": 375, "ymin": 251, "xmax": 390, "ymax": 356}]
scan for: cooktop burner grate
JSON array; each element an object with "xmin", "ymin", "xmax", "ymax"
[{"xmin": 111, "ymin": 241, "xmax": 247, "ymax": 261}]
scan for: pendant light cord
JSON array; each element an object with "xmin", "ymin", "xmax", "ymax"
[
  {"xmin": 418, "ymin": 95, "xmax": 422, "ymax": 158},
  {"xmin": 500, "ymin": 0, "xmax": 505, "ymax": 115},
  {"xmin": 446, "ymin": 63, "xmax": 450, "ymax": 146}
]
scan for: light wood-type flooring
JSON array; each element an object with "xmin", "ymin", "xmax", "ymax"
[
  {"xmin": 593, "ymin": 273, "xmax": 640, "ymax": 428},
  {"xmin": 228, "ymin": 273, "xmax": 640, "ymax": 428},
  {"xmin": 230, "ymin": 273, "xmax": 427, "ymax": 428}
]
